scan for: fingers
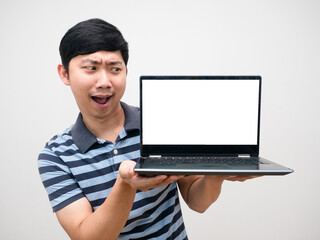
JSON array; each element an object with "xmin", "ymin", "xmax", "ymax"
[
  {"xmin": 224, "ymin": 175, "xmax": 261, "ymax": 182},
  {"xmin": 119, "ymin": 160, "xmax": 139, "ymax": 180},
  {"xmin": 155, "ymin": 175, "xmax": 184, "ymax": 188},
  {"xmin": 119, "ymin": 160, "xmax": 185, "ymax": 191},
  {"xmin": 135, "ymin": 174, "xmax": 184, "ymax": 192}
]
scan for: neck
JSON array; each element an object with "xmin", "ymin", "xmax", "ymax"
[{"xmin": 82, "ymin": 103, "xmax": 125, "ymax": 143}]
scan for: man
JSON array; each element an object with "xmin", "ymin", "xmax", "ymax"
[{"xmin": 38, "ymin": 18, "xmax": 257, "ymax": 240}]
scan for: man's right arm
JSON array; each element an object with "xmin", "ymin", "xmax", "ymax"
[
  {"xmin": 56, "ymin": 174, "xmax": 135, "ymax": 240},
  {"xmin": 56, "ymin": 160, "xmax": 183, "ymax": 240}
]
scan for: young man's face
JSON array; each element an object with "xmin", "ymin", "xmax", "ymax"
[{"xmin": 59, "ymin": 50, "xmax": 127, "ymax": 121}]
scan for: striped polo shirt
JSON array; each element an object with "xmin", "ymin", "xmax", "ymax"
[{"xmin": 38, "ymin": 102, "xmax": 188, "ymax": 240}]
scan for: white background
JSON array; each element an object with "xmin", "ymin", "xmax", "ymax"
[{"xmin": 0, "ymin": 0, "xmax": 319, "ymax": 239}]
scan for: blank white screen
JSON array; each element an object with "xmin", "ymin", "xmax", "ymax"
[{"xmin": 142, "ymin": 79, "xmax": 259, "ymax": 145}]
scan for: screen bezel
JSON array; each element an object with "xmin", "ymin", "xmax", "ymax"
[{"xmin": 140, "ymin": 76, "xmax": 261, "ymax": 157}]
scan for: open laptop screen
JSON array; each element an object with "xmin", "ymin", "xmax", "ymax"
[{"xmin": 141, "ymin": 76, "xmax": 260, "ymax": 147}]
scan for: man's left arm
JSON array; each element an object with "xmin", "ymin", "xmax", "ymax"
[{"xmin": 178, "ymin": 175, "xmax": 259, "ymax": 213}]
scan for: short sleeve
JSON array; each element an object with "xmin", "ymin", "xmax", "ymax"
[{"xmin": 38, "ymin": 146, "xmax": 85, "ymax": 212}]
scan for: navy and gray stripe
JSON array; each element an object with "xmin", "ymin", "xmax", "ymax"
[{"xmin": 38, "ymin": 102, "xmax": 187, "ymax": 239}]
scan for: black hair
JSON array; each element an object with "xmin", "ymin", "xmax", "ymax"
[{"xmin": 59, "ymin": 18, "xmax": 129, "ymax": 74}]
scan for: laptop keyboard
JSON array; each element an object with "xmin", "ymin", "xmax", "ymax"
[{"xmin": 144, "ymin": 156, "xmax": 264, "ymax": 165}]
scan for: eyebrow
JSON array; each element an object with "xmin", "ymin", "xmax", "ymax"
[
  {"xmin": 81, "ymin": 58, "xmax": 102, "ymax": 64},
  {"xmin": 107, "ymin": 61, "xmax": 123, "ymax": 66},
  {"xmin": 80, "ymin": 59, "xmax": 123, "ymax": 66}
]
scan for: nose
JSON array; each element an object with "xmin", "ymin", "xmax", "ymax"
[{"xmin": 96, "ymin": 70, "xmax": 112, "ymax": 89}]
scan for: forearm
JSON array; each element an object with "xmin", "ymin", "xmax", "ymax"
[
  {"xmin": 182, "ymin": 176, "xmax": 224, "ymax": 213},
  {"xmin": 57, "ymin": 160, "xmax": 184, "ymax": 240},
  {"xmin": 60, "ymin": 176, "xmax": 136, "ymax": 240}
]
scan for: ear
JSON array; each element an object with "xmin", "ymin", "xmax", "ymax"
[{"xmin": 57, "ymin": 64, "xmax": 70, "ymax": 86}]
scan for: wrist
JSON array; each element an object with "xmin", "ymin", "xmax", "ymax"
[{"xmin": 116, "ymin": 174, "xmax": 136, "ymax": 194}]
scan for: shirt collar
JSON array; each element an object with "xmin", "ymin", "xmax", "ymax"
[
  {"xmin": 121, "ymin": 101, "xmax": 140, "ymax": 131},
  {"xmin": 71, "ymin": 101, "xmax": 140, "ymax": 153}
]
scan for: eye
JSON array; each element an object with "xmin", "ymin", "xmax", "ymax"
[
  {"xmin": 86, "ymin": 66, "xmax": 96, "ymax": 71},
  {"xmin": 111, "ymin": 67, "xmax": 121, "ymax": 73},
  {"xmin": 82, "ymin": 66, "xmax": 97, "ymax": 72}
]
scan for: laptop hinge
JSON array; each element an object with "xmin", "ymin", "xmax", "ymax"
[
  {"xmin": 149, "ymin": 155, "xmax": 161, "ymax": 158},
  {"xmin": 238, "ymin": 154, "xmax": 251, "ymax": 158}
]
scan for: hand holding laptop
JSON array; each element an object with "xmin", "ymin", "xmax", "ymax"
[
  {"xmin": 215, "ymin": 175, "xmax": 261, "ymax": 182},
  {"xmin": 119, "ymin": 160, "xmax": 184, "ymax": 192},
  {"xmin": 121, "ymin": 159, "xmax": 260, "ymax": 193}
]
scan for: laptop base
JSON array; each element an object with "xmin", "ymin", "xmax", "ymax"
[{"xmin": 134, "ymin": 157, "xmax": 293, "ymax": 176}]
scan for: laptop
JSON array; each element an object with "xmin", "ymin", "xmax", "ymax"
[{"xmin": 134, "ymin": 76, "xmax": 294, "ymax": 176}]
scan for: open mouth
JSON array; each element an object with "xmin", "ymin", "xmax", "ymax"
[{"xmin": 91, "ymin": 96, "xmax": 112, "ymax": 105}]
